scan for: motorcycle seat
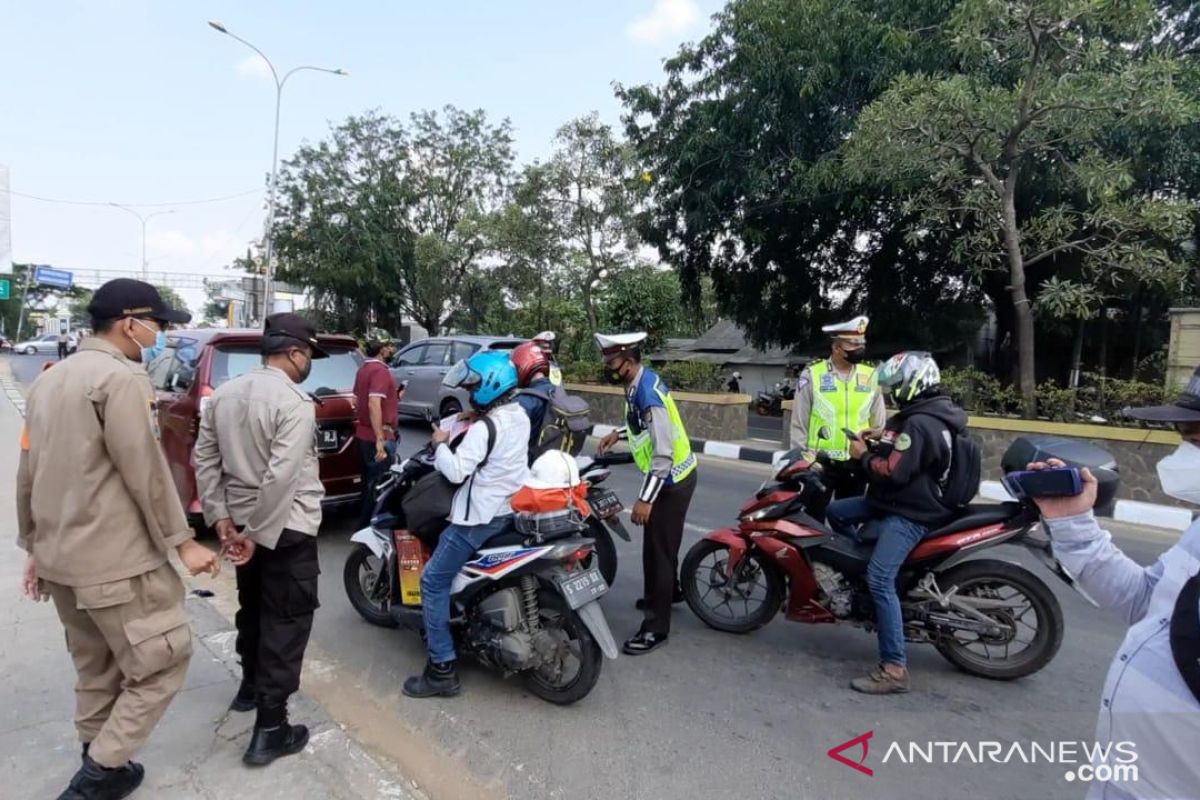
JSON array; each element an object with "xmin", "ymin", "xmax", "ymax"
[
  {"xmin": 925, "ymin": 503, "xmax": 1022, "ymax": 538},
  {"xmin": 483, "ymin": 530, "xmax": 529, "ymax": 548}
]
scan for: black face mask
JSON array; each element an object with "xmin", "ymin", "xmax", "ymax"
[
  {"xmin": 844, "ymin": 347, "xmax": 867, "ymax": 364},
  {"xmin": 605, "ymin": 367, "xmax": 625, "ymax": 385},
  {"xmin": 289, "ymin": 351, "xmax": 313, "ymax": 382}
]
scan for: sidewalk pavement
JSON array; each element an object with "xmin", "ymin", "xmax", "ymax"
[{"xmin": 0, "ymin": 370, "xmax": 420, "ymax": 799}]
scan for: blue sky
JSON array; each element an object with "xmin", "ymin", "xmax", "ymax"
[{"xmin": 0, "ymin": 0, "xmax": 723, "ymax": 308}]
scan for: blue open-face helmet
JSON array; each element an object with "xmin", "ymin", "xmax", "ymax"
[{"xmin": 443, "ymin": 350, "xmax": 519, "ymax": 412}]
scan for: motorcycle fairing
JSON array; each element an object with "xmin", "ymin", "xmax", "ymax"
[{"xmin": 463, "ymin": 546, "xmax": 553, "ymax": 578}]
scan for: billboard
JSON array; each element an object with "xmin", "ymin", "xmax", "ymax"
[{"xmin": 0, "ymin": 165, "xmax": 11, "ymax": 274}]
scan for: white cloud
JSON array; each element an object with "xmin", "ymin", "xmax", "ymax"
[
  {"xmin": 627, "ymin": 0, "xmax": 700, "ymax": 44},
  {"xmin": 236, "ymin": 54, "xmax": 274, "ymax": 83}
]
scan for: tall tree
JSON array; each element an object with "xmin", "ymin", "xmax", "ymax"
[
  {"xmin": 272, "ymin": 107, "xmax": 514, "ymax": 335},
  {"xmin": 843, "ymin": 0, "xmax": 1198, "ymax": 412},
  {"xmin": 617, "ymin": 0, "xmax": 968, "ymax": 350}
]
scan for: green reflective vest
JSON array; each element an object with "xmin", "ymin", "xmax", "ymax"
[
  {"xmin": 625, "ymin": 370, "xmax": 696, "ymax": 484},
  {"xmin": 806, "ymin": 361, "xmax": 877, "ymax": 461}
]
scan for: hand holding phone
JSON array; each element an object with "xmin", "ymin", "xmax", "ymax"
[{"xmin": 1003, "ymin": 467, "xmax": 1084, "ymax": 499}]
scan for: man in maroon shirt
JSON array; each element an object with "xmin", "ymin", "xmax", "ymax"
[{"xmin": 354, "ymin": 334, "xmax": 400, "ymax": 527}]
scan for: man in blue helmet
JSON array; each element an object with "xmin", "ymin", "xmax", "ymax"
[{"xmin": 403, "ymin": 351, "xmax": 530, "ymax": 698}]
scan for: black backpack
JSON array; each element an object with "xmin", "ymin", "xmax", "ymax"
[
  {"xmin": 912, "ymin": 413, "xmax": 982, "ymax": 510},
  {"xmin": 519, "ymin": 385, "xmax": 592, "ymax": 464},
  {"xmin": 402, "ymin": 416, "xmax": 496, "ymax": 536}
]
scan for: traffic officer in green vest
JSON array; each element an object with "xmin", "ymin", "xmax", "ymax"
[
  {"xmin": 789, "ymin": 316, "xmax": 886, "ymax": 499},
  {"xmin": 595, "ymin": 332, "xmax": 697, "ymax": 655}
]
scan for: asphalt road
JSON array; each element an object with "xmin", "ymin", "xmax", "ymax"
[{"xmin": 7, "ymin": 353, "xmax": 1180, "ymax": 800}]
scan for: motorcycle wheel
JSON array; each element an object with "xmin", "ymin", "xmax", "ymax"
[
  {"xmin": 931, "ymin": 559, "xmax": 1063, "ymax": 680},
  {"xmin": 682, "ymin": 539, "xmax": 783, "ymax": 634},
  {"xmin": 343, "ymin": 545, "xmax": 398, "ymax": 628},
  {"xmin": 585, "ymin": 517, "xmax": 618, "ymax": 586},
  {"xmin": 523, "ymin": 589, "xmax": 603, "ymax": 705}
]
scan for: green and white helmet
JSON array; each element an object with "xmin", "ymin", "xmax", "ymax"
[{"xmin": 876, "ymin": 351, "xmax": 941, "ymax": 406}]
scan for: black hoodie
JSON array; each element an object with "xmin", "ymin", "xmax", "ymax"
[{"xmin": 860, "ymin": 394, "xmax": 969, "ymax": 526}]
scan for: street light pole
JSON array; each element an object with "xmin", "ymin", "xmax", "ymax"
[
  {"xmin": 109, "ymin": 204, "xmax": 174, "ymax": 281},
  {"xmin": 208, "ymin": 21, "xmax": 346, "ymax": 320}
]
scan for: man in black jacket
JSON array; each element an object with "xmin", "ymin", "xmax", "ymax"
[{"xmin": 824, "ymin": 352, "xmax": 967, "ymax": 695}]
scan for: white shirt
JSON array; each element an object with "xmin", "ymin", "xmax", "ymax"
[
  {"xmin": 1046, "ymin": 512, "xmax": 1200, "ymax": 800},
  {"xmin": 434, "ymin": 402, "xmax": 530, "ymax": 526}
]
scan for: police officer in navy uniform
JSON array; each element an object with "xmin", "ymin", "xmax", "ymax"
[{"xmin": 595, "ymin": 332, "xmax": 697, "ymax": 654}]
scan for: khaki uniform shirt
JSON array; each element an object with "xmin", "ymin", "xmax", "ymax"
[
  {"xmin": 16, "ymin": 338, "xmax": 193, "ymax": 586},
  {"xmin": 194, "ymin": 365, "xmax": 324, "ymax": 549}
]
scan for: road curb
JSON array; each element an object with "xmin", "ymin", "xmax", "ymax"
[
  {"xmin": 0, "ymin": 359, "xmax": 26, "ymax": 417},
  {"xmin": 980, "ymin": 479, "xmax": 1192, "ymax": 532},
  {"xmin": 592, "ymin": 423, "xmax": 785, "ymax": 466}
]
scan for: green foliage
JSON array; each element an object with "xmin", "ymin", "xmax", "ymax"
[
  {"xmin": 272, "ymin": 107, "xmax": 514, "ymax": 335},
  {"xmin": 941, "ymin": 366, "xmax": 1171, "ymax": 423},
  {"xmin": 656, "ymin": 361, "xmax": 726, "ymax": 393},
  {"xmin": 560, "ymin": 360, "xmax": 606, "ymax": 385},
  {"xmin": 599, "ymin": 267, "xmax": 683, "ymax": 352}
]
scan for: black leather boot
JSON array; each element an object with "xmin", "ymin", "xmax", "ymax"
[
  {"xmin": 242, "ymin": 699, "xmax": 309, "ymax": 767},
  {"xmin": 56, "ymin": 754, "xmax": 144, "ymax": 800},
  {"xmin": 229, "ymin": 679, "xmax": 256, "ymax": 713},
  {"xmin": 402, "ymin": 660, "xmax": 462, "ymax": 698}
]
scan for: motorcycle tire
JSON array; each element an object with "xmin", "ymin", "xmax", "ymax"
[
  {"xmin": 931, "ymin": 559, "xmax": 1063, "ymax": 681},
  {"xmin": 523, "ymin": 589, "xmax": 603, "ymax": 705},
  {"xmin": 681, "ymin": 539, "xmax": 784, "ymax": 634},
  {"xmin": 585, "ymin": 517, "xmax": 618, "ymax": 587},
  {"xmin": 343, "ymin": 544, "xmax": 398, "ymax": 628}
]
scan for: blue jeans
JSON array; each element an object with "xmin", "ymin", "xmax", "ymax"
[
  {"xmin": 420, "ymin": 516, "xmax": 512, "ymax": 664},
  {"xmin": 825, "ymin": 497, "xmax": 929, "ymax": 667}
]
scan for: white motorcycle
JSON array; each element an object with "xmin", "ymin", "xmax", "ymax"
[{"xmin": 344, "ymin": 446, "xmax": 618, "ymax": 705}]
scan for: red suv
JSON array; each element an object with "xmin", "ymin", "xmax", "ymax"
[{"xmin": 148, "ymin": 328, "xmax": 365, "ymax": 530}]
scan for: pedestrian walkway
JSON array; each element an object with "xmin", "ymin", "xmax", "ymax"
[{"xmin": 0, "ymin": 367, "xmax": 420, "ymax": 799}]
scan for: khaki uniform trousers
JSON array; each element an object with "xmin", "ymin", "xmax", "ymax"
[{"xmin": 44, "ymin": 563, "xmax": 193, "ymax": 768}]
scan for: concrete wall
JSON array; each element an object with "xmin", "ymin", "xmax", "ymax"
[
  {"xmin": 1168, "ymin": 307, "xmax": 1200, "ymax": 392},
  {"xmin": 566, "ymin": 383, "xmax": 752, "ymax": 442},
  {"xmin": 782, "ymin": 402, "xmax": 1183, "ymax": 507}
]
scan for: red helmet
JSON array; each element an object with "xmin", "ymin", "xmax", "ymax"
[{"xmin": 511, "ymin": 341, "xmax": 551, "ymax": 388}]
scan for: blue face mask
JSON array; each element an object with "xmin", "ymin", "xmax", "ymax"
[{"xmin": 132, "ymin": 319, "xmax": 167, "ymax": 363}]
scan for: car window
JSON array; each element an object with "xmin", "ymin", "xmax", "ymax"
[
  {"xmin": 210, "ymin": 344, "xmax": 364, "ymax": 396},
  {"xmin": 146, "ymin": 347, "xmax": 177, "ymax": 390},
  {"xmin": 393, "ymin": 344, "xmax": 425, "ymax": 367},
  {"xmin": 421, "ymin": 342, "xmax": 451, "ymax": 366},
  {"xmin": 41, "ymin": 335, "xmax": 57, "ymax": 342},
  {"xmin": 450, "ymin": 341, "xmax": 479, "ymax": 362}
]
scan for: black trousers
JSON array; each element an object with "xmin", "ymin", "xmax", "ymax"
[
  {"xmin": 642, "ymin": 472, "xmax": 697, "ymax": 635},
  {"xmin": 357, "ymin": 438, "xmax": 393, "ymax": 528},
  {"xmin": 235, "ymin": 530, "xmax": 320, "ymax": 702},
  {"xmin": 57, "ymin": 343, "xmax": 68, "ymax": 359}
]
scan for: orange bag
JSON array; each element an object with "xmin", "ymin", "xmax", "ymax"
[{"xmin": 511, "ymin": 484, "xmax": 591, "ymax": 517}]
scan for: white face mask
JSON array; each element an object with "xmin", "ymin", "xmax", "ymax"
[{"xmin": 1156, "ymin": 441, "xmax": 1200, "ymax": 505}]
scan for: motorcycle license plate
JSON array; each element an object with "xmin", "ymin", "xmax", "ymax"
[
  {"xmin": 590, "ymin": 488, "xmax": 623, "ymax": 519},
  {"xmin": 317, "ymin": 428, "xmax": 340, "ymax": 452},
  {"xmin": 558, "ymin": 566, "xmax": 608, "ymax": 610}
]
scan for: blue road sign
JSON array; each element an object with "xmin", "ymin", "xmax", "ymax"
[{"xmin": 33, "ymin": 266, "xmax": 73, "ymax": 290}]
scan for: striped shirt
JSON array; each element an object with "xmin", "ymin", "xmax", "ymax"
[{"xmin": 1047, "ymin": 512, "xmax": 1200, "ymax": 799}]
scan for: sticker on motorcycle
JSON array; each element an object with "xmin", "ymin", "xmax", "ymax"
[{"xmin": 463, "ymin": 547, "xmax": 550, "ymax": 578}]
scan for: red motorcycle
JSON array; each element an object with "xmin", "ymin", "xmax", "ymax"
[{"xmin": 681, "ymin": 445, "xmax": 1098, "ymax": 680}]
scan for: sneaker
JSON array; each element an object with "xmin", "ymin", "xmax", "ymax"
[
  {"xmin": 403, "ymin": 660, "xmax": 462, "ymax": 698},
  {"xmin": 850, "ymin": 665, "xmax": 911, "ymax": 695}
]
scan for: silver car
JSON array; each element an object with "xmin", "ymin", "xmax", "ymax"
[
  {"xmin": 14, "ymin": 333, "xmax": 77, "ymax": 355},
  {"xmin": 391, "ymin": 335, "xmax": 524, "ymax": 420}
]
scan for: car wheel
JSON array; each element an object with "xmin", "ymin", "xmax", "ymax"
[{"xmin": 23, "ymin": 346, "xmax": 36, "ymax": 355}]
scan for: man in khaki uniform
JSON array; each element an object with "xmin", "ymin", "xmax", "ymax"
[
  {"xmin": 194, "ymin": 312, "xmax": 326, "ymax": 767},
  {"xmin": 17, "ymin": 279, "xmax": 219, "ymax": 800}
]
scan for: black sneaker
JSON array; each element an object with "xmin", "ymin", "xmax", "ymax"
[
  {"xmin": 403, "ymin": 660, "xmax": 462, "ymax": 698},
  {"xmin": 56, "ymin": 754, "xmax": 145, "ymax": 800},
  {"xmin": 623, "ymin": 630, "xmax": 669, "ymax": 655}
]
